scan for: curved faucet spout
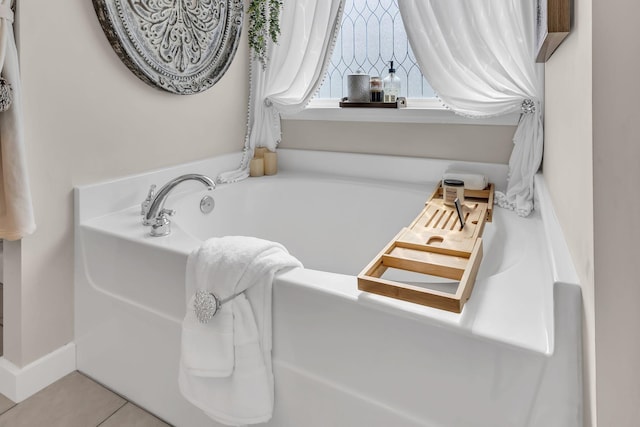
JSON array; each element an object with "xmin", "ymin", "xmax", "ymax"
[{"xmin": 145, "ymin": 174, "xmax": 215, "ymax": 223}]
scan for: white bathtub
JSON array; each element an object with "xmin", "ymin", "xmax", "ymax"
[{"xmin": 74, "ymin": 150, "xmax": 582, "ymax": 427}]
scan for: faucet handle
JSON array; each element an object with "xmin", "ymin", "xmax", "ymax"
[
  {"xmin": 146, "ymin": 184, "xmax": 157, "ymax": 198},
  {"xmin": 150, "ymin": 209, "xmax": 174, "ymax": 237},
  {"xmin": 140, "ymin": 184, "xmax": 157, "ymax": 215}
]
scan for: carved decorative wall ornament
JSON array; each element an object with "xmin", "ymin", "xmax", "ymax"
[{"xmin": 93, "ymin": 0, "xmax": 244, "ymax": 94}]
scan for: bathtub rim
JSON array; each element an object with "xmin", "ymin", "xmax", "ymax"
[{"xmin": 74, "ymin": 149, "xmax": 510, "ymax": 223}]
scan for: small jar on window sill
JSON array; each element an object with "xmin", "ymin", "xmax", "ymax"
[{"xmin": 370, "ymin": 76, "xmax": 383, "ymax": 102}]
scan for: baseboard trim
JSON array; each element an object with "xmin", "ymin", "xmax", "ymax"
[{"xmin": 0, "ymin": 343, "xmax": 76, "ymax": 402}]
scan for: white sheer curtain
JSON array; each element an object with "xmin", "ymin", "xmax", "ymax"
[
  {"xmin": 399, "ymin": 0, "xmax": 542, "ymax": 216},
  {"xmin": 218, "ymin": 0, "xmax": 343, "ymax": 183},
  {"xmin": 0, "ymin": 0, "xmax": 35, "ymax": 239}
]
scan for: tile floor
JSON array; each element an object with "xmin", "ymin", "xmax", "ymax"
[{"xmin": 0, "ymin": 371, "xmax": 171, "ymax": 426}]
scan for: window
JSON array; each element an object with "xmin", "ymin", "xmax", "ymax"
[
  {"xmin": 315, "ymin": 0, "xmax": 435, "ymax": 100},
  {"xmin": 291, "ymin": 0, "xmax": 518, "ymax": 125}
]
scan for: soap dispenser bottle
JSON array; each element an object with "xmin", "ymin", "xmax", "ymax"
[{"xmin": 382, "ymin": 61, "xmax": 401, "ymax": 103}]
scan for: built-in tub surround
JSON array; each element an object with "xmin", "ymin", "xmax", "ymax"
[{"xmin": 74, "ymin": 150, "xmax": 582, "ymax": 427}]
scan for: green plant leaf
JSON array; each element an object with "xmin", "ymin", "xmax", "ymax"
[{"xmin": 248, "ymin": 0, "xmax": 282, "ymax": 68}]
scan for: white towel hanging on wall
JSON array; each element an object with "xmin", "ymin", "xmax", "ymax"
[{"xmin": 0, "ymin": 0, "xmax": 35, "ymax": 240}]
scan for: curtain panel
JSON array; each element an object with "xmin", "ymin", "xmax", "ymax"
[
  {"xmin": 399, "ymin": 0, "xmax": 543, "ymax": 216},
  {"xmin": 218, "ymin": 0, "xmax": 343, "ymax": 183}
]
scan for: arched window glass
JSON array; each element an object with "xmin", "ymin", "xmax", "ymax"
[{"xmin": 316, "ymin": 0, "xmax": 435, "ymax": 99}]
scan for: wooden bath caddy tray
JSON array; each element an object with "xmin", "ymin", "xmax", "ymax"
[
  {"xmin": 339, "ymin": 97, "xmax": 407, "ymax": 108},
  {"xmin": 357, "ymin": 183, "xmax": 494, "ymax": 313}
]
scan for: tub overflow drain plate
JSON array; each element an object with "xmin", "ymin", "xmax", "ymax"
[{"xmin": 200, "ymin": 195, "xmax": 215, "ymax": 214}]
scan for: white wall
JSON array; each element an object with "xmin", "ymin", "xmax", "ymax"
[
  {"xmin": 542, "ymin": 0, "xmax": 595, "ymax": 424},
  {"xmin": 281, "ymin": 120, "xmax": 515, "ymax": 164},
  {"xmin": 545, "ymin": 0, "xmax": 640, "ymax": 425},
  {"xmin": 6, "ymin": 1, "xmax": 249, "ymax": 366},
  {"xmin": 592, "ymin": 0, "xmax": 640, "ymax": 425}
]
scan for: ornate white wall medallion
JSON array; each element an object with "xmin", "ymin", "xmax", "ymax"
[{"xmin": 93, "ymin": 0, "xmax": 244, "ymax": 94}]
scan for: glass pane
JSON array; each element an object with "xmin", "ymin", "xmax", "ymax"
[{"xmin": 316, "ymin": 0, "xmax": 434, "ymax": 99}]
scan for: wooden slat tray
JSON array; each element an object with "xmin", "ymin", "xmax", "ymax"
[
  {"xmin": 357, "ymin": 182, "xmax": 494, "ymax": 313},
  {"xmin": 339, "ymin": 97, "xmax": 407, "ymax": 108}
]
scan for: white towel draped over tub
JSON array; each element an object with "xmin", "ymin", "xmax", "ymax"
[
  {"xmin": 0, "ymin": 0, "xmax": 35, "ymax": 240},
  {"xmin": 179, "ymin": 236, "xmax": 302, "ymax": 426}
]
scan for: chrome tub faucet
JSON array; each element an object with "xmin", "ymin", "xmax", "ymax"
[{"xmin": 143, "ymin": 174, "xmax": 215, "ymax": 237}]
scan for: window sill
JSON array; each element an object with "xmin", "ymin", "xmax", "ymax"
[{"xmin": 281, "ymin": 99, "xmax": 520, "ymax": 126}]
